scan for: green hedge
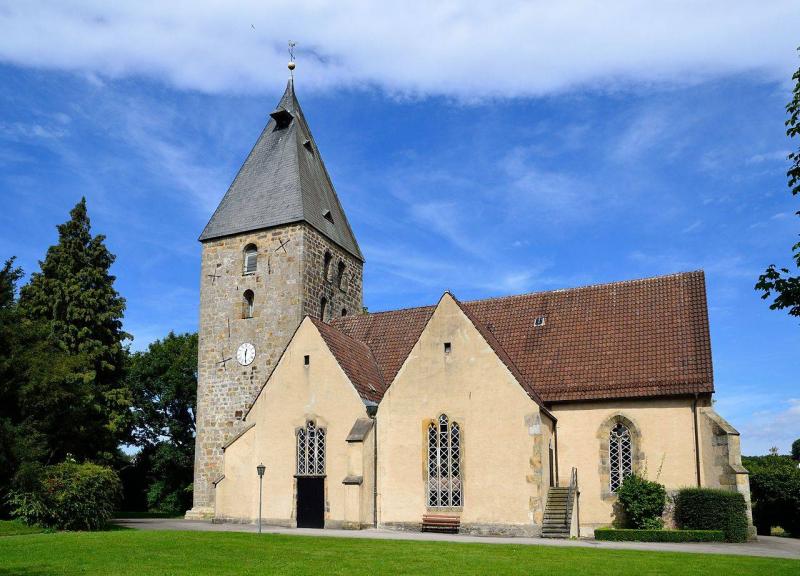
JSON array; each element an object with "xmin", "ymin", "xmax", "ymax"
[
  {"xmin": 594, "ymin": 528, "xmax": 725, "ymax": 542},
  {"xmin": 674, "ymin": 488, "xmax": 749, "ymax": 543}
]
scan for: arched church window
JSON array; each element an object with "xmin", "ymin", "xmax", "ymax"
[
  {"xmin": 341, "ymin": 308, "xmax": 347, "ymax": 317},
  {"xmin": 296, "ymin": 420, "xmax": 326, "ymax": 476},
  {"xmin": 242, "ymin": 290, "xmax": 254, "ymax": 319},
  {"xmin": 337, "ymin": 261, "xmax": 346, "ymax": 289},
  {"xmin": 243, "ymin": 244, "xmax": 258, "ymax": 274},
  {"xmin": 609, "ymin": 422, "xmax": 632, "ymax": 492},
  {"xmin": 427, "ymin": 414, "xmax": 462, "ymax": 508},
  {"xmin": 323, "ymin": 251, "xmax": 332, "ymax": 281}
]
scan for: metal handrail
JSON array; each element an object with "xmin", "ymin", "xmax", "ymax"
[{"xmin": 566, "ymin": 467, "xmax": 578, "ymax": 530}]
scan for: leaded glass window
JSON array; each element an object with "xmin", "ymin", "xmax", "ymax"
[
  {"xmin": 297, "ymin": 421, "xmax": 326, "ymax": 476},
  {"xmin": 427, "ymin": 414, "xmax": 462, "ymax": 508},
  {"xmin": 609, "ymin": 422, "xmax": 632, "ymax": 492}
]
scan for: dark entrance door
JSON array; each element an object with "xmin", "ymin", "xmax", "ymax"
[
  {"xmin": 549, "ymin": 445, "xmax": 555, "ymax": 487},
  {"xmin": 296, "ymin": 477, "xmax": 324, "ymax": 528}
]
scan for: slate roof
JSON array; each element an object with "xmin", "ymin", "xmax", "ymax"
[
  {"xmin": 199, "ymin": 79, "xmax": 363, "ymax": 261},
  {"xmin": 330, "ymin": 271, "xmax": 714, "ymax": 403}
]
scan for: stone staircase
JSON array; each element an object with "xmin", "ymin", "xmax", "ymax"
[{"xmin": 542, "ymin": 486, "xmax": 572, "ymax": 538}]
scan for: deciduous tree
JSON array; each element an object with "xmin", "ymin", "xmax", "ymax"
[{"xmin": 756, "ymin": 53, "xmax": 800, "ymax": 316}]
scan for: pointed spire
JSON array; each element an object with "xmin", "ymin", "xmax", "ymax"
[{"xmin": 199, "ymin": 79, "xmax": 363, "ymax": 261}]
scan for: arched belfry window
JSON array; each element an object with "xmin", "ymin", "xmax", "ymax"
[
  {"xmin": 242, "ymin": 290, "xmax": 254, "ymax": 319},
  {"xmin": 297, "ymin": 420, "xmax": 326, "ymax": 476},
  {"xmin": 427, "ymin": 414, "xmax": 462, "ymax": 508},
  {"xmin": 337, "ymin": 261, "xmax": 346, "ymax": 289},
  {"xmin": 243, "ymin": 244, "xmax": 258, "ymax": 274},
  {"xmin": 609, "ymin": 422, "xmax": 632, "ymax": 492},
  {"xmin": 323, "ymin": 251, "xmax": 332, "ymax": 281},
  {"xmin": 320, "ymin": 297, "xmax": 328, "ymax": 322}
]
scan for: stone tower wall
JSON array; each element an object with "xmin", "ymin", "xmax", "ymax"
[
  {"xmin": 303, "ymin": 225, "xmax": 363, "ymax": 321},
  {"xmin": 189, "ymin": 223, "xmax": 363, "ymax": 517}
]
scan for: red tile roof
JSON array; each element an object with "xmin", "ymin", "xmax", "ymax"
[
  {"xmin": 331, "ymin": 271, "xmax": 713, "ymax": 403},
  {"xmin": 310, "ymin": 316, "xmax": 386, "ymax": 403}
]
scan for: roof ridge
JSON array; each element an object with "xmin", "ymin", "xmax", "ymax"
[{"xmin": 464, "ymin": 270, "xmax": 705, "ymax": 307}]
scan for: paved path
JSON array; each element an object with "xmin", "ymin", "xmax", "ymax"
[{"xmin": 114, "ymin": 518, "xmax": 800, "ymax": 560}]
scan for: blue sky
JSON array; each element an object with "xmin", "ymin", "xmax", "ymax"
[{"xmin": 0, "ymin": 2, "xmax": 798, "ymax": 455}]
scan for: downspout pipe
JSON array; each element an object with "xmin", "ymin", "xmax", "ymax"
[
  {"xmin": 367, "ymin": 404, "xmax": 378, "ymax": 528},
  {"xmin": 554, "ymin": 421, "xmax": 560, "ymax": 487},
  {"xmin": 692, "ymin": 394, "xmax": 701, "ymax": 487}
]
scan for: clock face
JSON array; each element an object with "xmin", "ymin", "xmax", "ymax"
[{"xmin": 236, "ymin": 342, "xmax": 256, "ymax": 366}]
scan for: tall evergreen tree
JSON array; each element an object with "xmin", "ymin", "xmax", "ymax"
[
  {"xmin": 19, "ymin": 198, "xmax": 131, "ymax": 460},
  {"xmin": 0, "ymin": 258, "xmax": 25, "ymax": 514}
]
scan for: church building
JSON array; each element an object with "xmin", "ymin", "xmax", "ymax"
[{"xmin": 186, "ymin": 77, "xmax": 751, "ymax": 537}]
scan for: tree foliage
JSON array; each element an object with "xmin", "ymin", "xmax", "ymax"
[
  {"xmin": 124, "ymin": 332, "xmax": 197, "ymax": 514},
  {"xmin": 18, "ymin": 198, "xmax": 131, "ymax": 460},
  {"xmin": 756, "ymin": 53, "xmax": 800, "ymax": 316},
  {"xmin": 792, "ymin": 438, "xmax": 800, "ymax": 462},
  {"xmin": 743, "ymin": 454, "xmax": 800, "ymax": 536}
]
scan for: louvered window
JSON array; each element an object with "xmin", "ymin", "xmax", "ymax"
[
  {"xmin": 323, "ymin": 251, "xmax": 332, "ymax": 281},
  {"xmin": 243, "ymin": 244, "xmax": 258, "ymax": 274},
  {"xmin": 297, "ymin": 421, "xmax": 326, "ymax": 476},
  {"xmin": 609, "ymin": 422, "xmax": 632, "ymax": 492},
  {"xmin": 242, "ymin": 290, "xmax": 254, "ymax": 319},
  {"xmin": 337, "ymin": 261, "xmax": 346, "ymax": 289},
  {"xmin": 427, "ymin": 414, "xmax": 462, "ymax": 508}
]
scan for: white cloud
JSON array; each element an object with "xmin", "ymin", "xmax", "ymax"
[
  {"xmin": 737, "ymin": 398, "xmax": 800, "ymax": 455},
  {"xmin": 0, "ymin": 1, "xmax": 797, "ymax": 100}
]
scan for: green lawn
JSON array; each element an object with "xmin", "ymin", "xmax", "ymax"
[
  {"xmin": 0, "ymin": 531, "xmax": 797, "ymax": 576},
  {"xmin": 0, "ymin": 520, "xmax": 46, "ymax": 537}
]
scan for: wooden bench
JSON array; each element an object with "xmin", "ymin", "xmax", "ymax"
[{"xmin": 421, "ymin": 514, "xmax": 461, "ymax": 533}]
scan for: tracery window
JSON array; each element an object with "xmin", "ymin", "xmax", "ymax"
[
  {"xmin": 609, "ymin": 422, "xmax": 632, "ymax": 492},
  {"xmin": 243, "ymin": 244, "xmax": 258, "ymax": 274},
  {"xmin": 296, "ymin": 420, "xmax": 326, "ymax": 476},
  {"xmin": 427, "ymin": 414, "xmax": 462, "ymax": 508}
]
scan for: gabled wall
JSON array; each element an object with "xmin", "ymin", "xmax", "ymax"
[
  {"xmin": 376, "ymin": 294, "xmax": 553, "ymax": 536},
  {"xmin": 215, "ymin": 318, "xmax": 373, "ymax": 528}
]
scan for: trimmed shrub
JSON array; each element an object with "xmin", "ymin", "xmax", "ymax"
[
  {"xmin": 595, "ymin": 528, "xmax": 725, "ymax": 542},
  {"xmin": 674, "ymin": 488, "xmax": 749, "ymax": 543},
  {"xmin": 616, "ymin": 474, "xmax": 666, "ymax": 529},
  {"xmin": 744, "ymin": 455, "xmax": 800, "ymax": 537},
  {"xmin": 8, "ymin": 461, "xmax": 121, "ymax": 531}
]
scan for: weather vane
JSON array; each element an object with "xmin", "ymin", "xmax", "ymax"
[{"xmin": 288, "ymin": 41, "xmax": 296, "ymax": 78}]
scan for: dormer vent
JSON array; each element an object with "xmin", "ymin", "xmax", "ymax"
[
  {"xmin": 323, "ymin": 209, "xmax": 334, "ymax": 224},
  {"xmin": 269, "ymin": 107, "xmax": 293, "ymax": 128}
]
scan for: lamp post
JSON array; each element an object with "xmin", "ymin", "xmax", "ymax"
[{"xmin": 256, "ymin": 463, "xmax": 266, "ymax": 534}]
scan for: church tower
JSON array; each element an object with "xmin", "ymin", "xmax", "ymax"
[{"xmin": 187, "ymin": 78, "xmax": 364, "ymax": 518}]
